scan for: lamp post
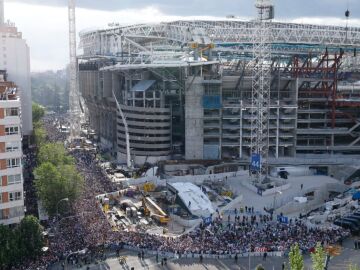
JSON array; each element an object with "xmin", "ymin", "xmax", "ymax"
[
  {"xmin": 56, "ymin": 198, "xmax": 69, "ymax": 218},
  {"xmin": 273, "ymin": 190, "xmax": 282, "ymax": 211}
]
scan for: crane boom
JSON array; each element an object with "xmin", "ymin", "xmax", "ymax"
[{"xmin": 68, "ymin": 0, "xmax": 81, "ymax": 140}]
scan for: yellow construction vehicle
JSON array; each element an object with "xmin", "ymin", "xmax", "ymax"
[
  {"xmin": 142, "ymin": 196, "xmax": 170, "ymax": 225},
  {"xmin": 143, "ymin": 182, "xmax": 156, "ymax": 193}
]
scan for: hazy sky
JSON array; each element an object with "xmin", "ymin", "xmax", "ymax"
[{"xmin": 6, "ymin": 0, "xmax": 360, "ymax": 71}]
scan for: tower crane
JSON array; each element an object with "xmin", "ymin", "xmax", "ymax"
[
  {"xmin": 68, "ymin": 0, "xmax": 82, "ymax": 140},
  {"xmin": 67, "ymin": 0, "xmax": 131, "ymax": 167},
  {"xmin": 250, "ymin": 0, "xmax": 274, "ymax": 182}
]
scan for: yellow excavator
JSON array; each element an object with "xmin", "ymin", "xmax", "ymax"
[{"xmin": 142, "ymin": 196, "xmax": 170, "ymax": 225}]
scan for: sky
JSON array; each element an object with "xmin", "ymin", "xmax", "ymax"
[{"xmin": 5, "ymin": 0, "xmax": 360, "ymax": 71}]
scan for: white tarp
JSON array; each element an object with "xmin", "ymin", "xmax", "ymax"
[{"xmin": 169, "ymin": 182, "xmax": 215, "ymax": 217}]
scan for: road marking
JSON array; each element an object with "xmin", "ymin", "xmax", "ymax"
[{"xmin": 216, "ymin": 259, "xmax": 231, "ymax": 270}]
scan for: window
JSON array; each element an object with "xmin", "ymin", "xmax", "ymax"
[
  {"xmin": 5, "ymin": 108, "xmax": 19, "ymax": 116},
  {"xmin": 9, "ymin": 191, "xmax": 22, "ymax": 201},
  {"xmin": 6, "ymin": 158, "xmax": 20, "ymax": 168},
  {"xmin": 5, "ymin": 126, "xmax": 19, "ymax": 135},
  {"xmin": 0, "ymin": 193, "xmax": 2, "ymax": 203},
  {"xmin": 7, "ymin": 174, "xmax": 21, "ymax": 185},
  {"xmin": 5, "ymin": 141, "xmax": 20, "ymax": 152},
  {"xmin": 9, "ymin": 206, "xmax": 23, "ymax": 218}
]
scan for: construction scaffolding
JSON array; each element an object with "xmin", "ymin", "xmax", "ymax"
[
  {"xmin": 76, "ymin": 17, "xmax": 360, "ymax": 165},
  {"xmin": 250, "ymin": 0, "xmax": 274, "ymax": 181}
]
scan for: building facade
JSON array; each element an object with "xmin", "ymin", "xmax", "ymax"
[
  {"xmin": 78, "ymin": 21, "xmax": 360, "ymax": 165},
  {"xmin": 0, "ymin": 0, "xmax": 32, "ymax": 138},
  {"xmin": 0, "ymin": 71, "xmax": 24, "ymax": 225}
]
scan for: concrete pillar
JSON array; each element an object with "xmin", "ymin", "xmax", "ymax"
[
  {"xmin": 185, "ymin": 76, "xmax": 204, "ymax": 160},
  {"xmin": 239, "ymin": 101, "xmax": 243, "ymax": 159},
  {"xmin": 276, "ymin": 105, "xmax": 280, "ymax": 158}
]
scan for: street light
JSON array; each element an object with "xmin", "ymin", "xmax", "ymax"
[
  {"xmin": 56, "ymin": 198, "xmax": 69, "ymax": 218},
  {"xmin": 273, "ymin": 190, "xmax": 282, "ymax": 211}
]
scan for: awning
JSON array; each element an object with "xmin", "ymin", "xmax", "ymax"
[{"xmin": 130, "ymin": 80, "xmax": 156, "ymax": 92}]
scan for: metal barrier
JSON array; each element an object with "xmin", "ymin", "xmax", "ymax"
[{"xmin": 122, "ymin": 245, "xmax": 284, "ymax": 259}]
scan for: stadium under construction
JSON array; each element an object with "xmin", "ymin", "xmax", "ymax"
[{"xmin": 77, "ymin": 19, "xmax": 360, "ymax": 167}]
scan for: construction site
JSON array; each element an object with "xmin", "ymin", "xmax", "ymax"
[
  {"xmin": 76, "ymin": 5, "xmax": 360, "ymax": 172},
  {"xmin": 44, "ymin": 2, "xmax": 360, "ymax": 267}
]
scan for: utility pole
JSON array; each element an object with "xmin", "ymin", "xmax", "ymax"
[{"xmin": 250, "ymin": 0, "xmax": 274, "ymax": 183}]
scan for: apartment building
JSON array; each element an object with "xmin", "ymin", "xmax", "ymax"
[
  {"xmin": 0, "ymin": 0, "xmax": 32, "ymax": 139},
  {"xmin": 0, "ymin": 71, "xmax": 24, "ymax": 225}
]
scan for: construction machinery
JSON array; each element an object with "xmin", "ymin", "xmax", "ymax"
[{"xmin": 142, "ymin": 196, "xmax": 170, "ymax": 225}]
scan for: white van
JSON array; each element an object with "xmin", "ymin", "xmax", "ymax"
[{"xmin": 270, "ymin": 166, "xmax": 315, "ymax": 178}]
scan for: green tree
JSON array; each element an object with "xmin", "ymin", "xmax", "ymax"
[
  {"xmin": 0, "ymin": 216, "xmax": 44, "ymax": 268},
  {"xmin": 311, "ymin": 243, "xmax": 326, "ymax": 270},
  {"xmin": 256, "ymin": 264, "xmax": 265, "ymax": 270},
  {"xmin": 16, "ymin": 216, "xmax": 44, "ymax": 260},
  {"xmin": 0, "ymin": 225, "xmax": 13, "ymax": 268},
  {"xmin": 35, "ymin": 162, "xmax": 62, "ymax": 216},
  {"xmin": 38, "ymin": 143, "xmax": 74, "ymax": 166},
  {"xmin": 289, "ymin": 243, "xmax": 304, "ymax": 270},
  {"xmin": 32, "ymin": 103, "xmax": 45, "ymax": 123},
  {"xmin": 33, "ymin": 124, "xmax": 47, "ymax": 146},
  {"xmin": 34, "ymin": 162, "xmax": 83, "ymax": 216}
]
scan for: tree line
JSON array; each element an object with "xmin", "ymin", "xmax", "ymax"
[
  {"xmin": 255, "ymin": 242, "xmax": 359, "ymax": 270},
  {"xmin": 32, "ymin": 103, "xmax": 84, "ymax": 216},
  {"xmin": 0, "ymin": 216, "xmax": 44, "ymax": 268}
]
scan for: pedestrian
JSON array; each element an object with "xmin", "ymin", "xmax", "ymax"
[
  {"xmin": 156, "ymin": 253, "xmax": 159, "ymax": 263},
  {"xmin": 301, "ymin": 183, "xmax": 303, "ymax": 190},
  {"xmin": 282, "ymin": 262, "xmax": 285, "ymax": 270},
  {"xmin": 235, "ymin": 253, "xmax": 238, "ymax": 263},
  {"xmin": 141, "ymin": 250, "xmax": 145, "ymax": 260},
  {"xmin": 161, "ymin": 259, "xmax": 164, "ymax": 266},
  {"xmin": 200, "ymin": 254, "xmax": 203, "ymax": 263},
  {"xmin": 263, "ymin": 252, "xmax": 267, "ymax": 261}
]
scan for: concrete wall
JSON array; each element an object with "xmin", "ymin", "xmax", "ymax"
[{"xmin": 185, "ymin": 77, "xmax": 204, "ymax": 160}]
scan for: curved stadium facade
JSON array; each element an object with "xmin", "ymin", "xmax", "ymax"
[{"xmin": 78, "ymin": 20, "xmax": 360, "ymax": 165}]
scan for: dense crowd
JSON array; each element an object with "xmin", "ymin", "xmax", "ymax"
[
  {"xmin": 23, "ymin": 147, "xmax": 39, "ymax": 217},
  {"xmin": 19, "ymin": 114, "xmax": 350, "ymax": 269},
  {"xmin": 114, "ymin": 214, "xmax": 349, "ymax": 255}
]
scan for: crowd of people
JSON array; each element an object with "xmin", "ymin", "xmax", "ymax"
[
  {"xmin": 19, "ymin": 114, "xmax": 350, "ymax": 269},
  {"xmin": 23, "ymin": 147, "xmax": 39, "ymax": 217},
  {"xmin": 113, "ymin": 214, "xmax": 349, "ymax": 256}
]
